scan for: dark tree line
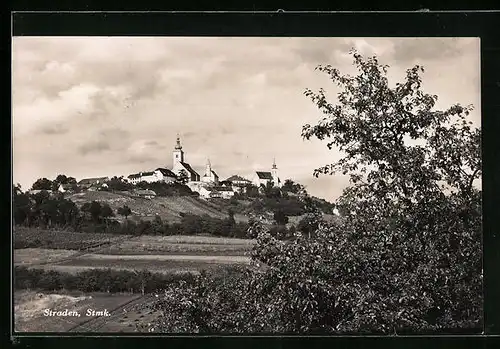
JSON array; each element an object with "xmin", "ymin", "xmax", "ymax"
[{"xmin": 14, "ymin": 266, "xmax": 196, "ymax": 294}]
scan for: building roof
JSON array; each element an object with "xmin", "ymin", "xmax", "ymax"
[
  {"xmin": 180, "ymin": 162, "xmax": 200, "ymax": 178},
  {"xmin": 226, "ymin": 175, "xmax": 250, "ymax": 183},
  {"xmin": 155, "ymin": 168, "xmax": 177, "ymax": 177},
  {"xmin": 211, "ymin": 170, "xmax": 219, "ymax": 178},
  {"xmin": 256, "ymin": 171, "xmax": 273, "ymax": 180},
  {"xmin": 141, "ymin": 171, "xmax": 155, "ymax": 176},
  {"xmin": 135, "ymin": 189, "xmax": 157, "ymax": 196},
  {"xmin": 78, "ymin": 177, "xmax": 109, "ymax": 185},
  {"xmin": 213, "ymin": 186, "xmax": 235, "ymax": 192},
  {"xmin": 128, "ymin": 173, "xmax": 141, "ymax": 179}
]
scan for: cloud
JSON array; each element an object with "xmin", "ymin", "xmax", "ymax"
[
  {"xmin": 77, "ymin": 139, "xmax": 111, "ymax": 155},
  {"xmin": 38, "ymin": 123, "xmax": 68, "ymax": 135},
  {"xmin": 12, "ymin": 37, "xmax": 480, "ymax": 201},
  {"xmin": 390, "ymin": 37, "xmax": 468, "ymax": 64}
]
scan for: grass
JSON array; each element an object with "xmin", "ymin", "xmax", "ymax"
[
  {"xmin": 104, "ymin": 241, "xmax": 252, "ymax": 256},
  {"xmin": 80, "ymin": 253, "xmax": 250, "ymax": 263},
  {"xmin": 14, "ymin": 227, "xmax": 127, "ymax": 250},
  {"xmin": 14, "ymin": 233, "xmax": 254, "ymax": 278},
  {"xmin": 51, "ymin": 255, "xmax": 249, "ymax": 274},
  {"xmin": 134, "ymin": 235, "xmax": 255, "ymax": 245},
  {"xmin": 14, "ymin": 248, "xmax": 80, "ymax": 266},
  {"xmin": 67, "ymin": 191, "xmax": 248, "ymax": 223}
]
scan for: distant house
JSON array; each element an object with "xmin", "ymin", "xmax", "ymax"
[
  {"xmin": 198, "ymin": 185, "xmax": 235, "ymax": 200},
  {"xmin": 252, "ymin": 171, "xmax": 274, "ymax": 188},
  {"xmin": 78, "ymin": 177, "xmax": 109, "ymax": 191},
  {"xmin": 154, "ymin": 168, "xmax": 177, "ymax": 183},
  {"xmin": 134, "ymin": 189, "xmax": 157, "ymax": 199},
  {"xmin": 57, "ymin": 183, "xmax": 74, "ymax": 193},
  {"xmin": 225, "ymin": 175, "xmax": 252, "ymax": 193},
  {"xmin": 127, "ymin": 173, "xmax": 142, "ymax": 185},
  {"xmin": 213, "ymin": 186, "xmax": 235, "ymax": 199},
  {"xmin": 127, "ymin": 168, "xmax": 177, "ymax": 185}
]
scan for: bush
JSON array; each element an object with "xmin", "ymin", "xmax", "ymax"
[{"xmin": 14, "ymin": 266, "xmax": 197, "ymax": 293}]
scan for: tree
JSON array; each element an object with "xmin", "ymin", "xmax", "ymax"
[
  {"xmin": 81, "ymin": 201, "xmax": 102, "ymax": 223},
  {"xmin": 244, "ymin": 184, "xmax": 259, "ymax": 197},
  {"xmin": 117, "ymin": 205, "xmax": 132, "ymax": 220},
  {"xmin": 177, "ymin": 170, "xmax": 189, "ymax": 185},
  {"xmin": 31, "ymin": 178, "xmax": 53, "ymax": 191},
  {"xmin": 297, "ymin": 214, "xmax": 319, "ymax": 239},
  {"xmin": 282, "ymin": 179, "xmax": 307, "ymax": 195},
  {"xmin": 107, "ymin": 176, "xmax": 133, "ymax": 192},
  {"xmin": 101, "ymin": 203, "xmax": 114, "ymax": 220},
  {"xmin": 13, "ymin": 185, "xmax": 32, "ymax": 226},
  {"xmin": 273, "ymin": 209, "xmax": 289, "ymax": 225}
]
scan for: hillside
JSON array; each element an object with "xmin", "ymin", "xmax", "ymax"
[{"xmin": 67, "ymin": 191, "xmax": 248, "ymax": 223}]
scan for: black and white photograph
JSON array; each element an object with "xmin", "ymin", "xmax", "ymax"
[{"xmin": 12, "ymin": 36, "xmax": 482, "ymax": 334}]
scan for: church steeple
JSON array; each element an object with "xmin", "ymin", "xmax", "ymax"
[
  {"xmin": 205, "ymin": 158, "xmax": 212, "ymax": 177},
  {"xmin": 271, "ymin": 157, "xmax": 279, "ymax": 187},
  {"xmin": 172, "ymin": 134, "xmax": 184, "ymax": 169},
  {"xmin": 175, "ymin": 133, "xmax": 182, "ymax": 150}
]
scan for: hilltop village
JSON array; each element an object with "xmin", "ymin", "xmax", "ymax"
[{"xmin": 71, "ymin": 136, "xmax": 282, "ymax": 200}]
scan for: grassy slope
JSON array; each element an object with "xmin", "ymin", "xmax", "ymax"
[{"xmin": 67, "ymin": 191, "xmax": 246, "ymax": 223}]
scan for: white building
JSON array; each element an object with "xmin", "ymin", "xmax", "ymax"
[
  {"xmin": 198, "ymin": 185, "xmax": 235, "ymax": 200},
  {"xmin": 252, "ymin": 159, "xmax": 281, "ymax": 188},
  {"xmin": 201, "ymin": 159, "xmax": 219, "ymax": 185},
  {"xmin": 127, "ymin": 168, "xmax": 177, "ymax": 185},
  {"xmin": 78, "ymin": 177, "xmax": 110, "ymax": 191},
  {"xmin": 224, "ymin": 175, "xmax": 252, "ymax": 193}
]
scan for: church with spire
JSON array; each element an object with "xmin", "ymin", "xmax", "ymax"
[
  {"xmin": 126, "ymin": 134, "xmax": 281, "ymax": 199},
  {"xmin": 171, "ymin": 134, "xmax": 200, "ymax": 182},
  {"xmin": 252, "ymin": 158, "xmax": 282, "ymax": 188},
  {"xmin": 201, "ymin": 159, "xmax": 219, "ymax": 185}
]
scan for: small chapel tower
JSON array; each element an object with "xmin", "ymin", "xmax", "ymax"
[
  {"xmin": 271, "ymin": 158, "xmax": 280, "ymax": 187},
  {"xmin": 202, "ymin": 158, "xmax": 219, "ymax": 184},
  {"xmin": 172, "ymin": 134, "xmax": 184, "ymax": 169}
]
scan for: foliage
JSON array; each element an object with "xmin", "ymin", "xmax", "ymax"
[
  {"xmin": 273, "ymin": 210, "xmax": 289, "ymax": 225},
  {"xmin": 13, "ymin": 227, "xmax": 121, "ymax": 250},
  {"xmin": 177, "ymin": 170, "xmax": 189, "ymax": 185},
  {"xmin": 117, "ymin": 205, "xmax": 132, "ymax": 219},
  {"xmin": 104, "ymin": 176, "xmax": 135, "ymax": 191},
  {"xmin": 136, "ymin": 181, "xmax": 193, "ymax": 196},
  {"xmin": 14, "ymin": 266, "xmax": 196, "ymax": 293},
  {"xmin": 282, "ymin": 179, "xmax": 307, "ymax": 195},
  {"xmin": 31, "ymin": 178, "xmax": 53, "ymax": 191}
]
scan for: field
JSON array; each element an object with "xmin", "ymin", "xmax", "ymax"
[
  {"xmin": 14, "ymin": 227, "xmax": 127, "ymax": 250},
  {"xmin": 14, "ymin": 229, "xmax": 255, "ymax": 332},
  {"xmin": 14, "ymin": 248, "xmax": 80, "ymax": 266},
  {"xmin": 14, "ymin": 232, "xmax": 255, "ymax": 275}
]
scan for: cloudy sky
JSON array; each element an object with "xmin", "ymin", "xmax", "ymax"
[{"xmin": 12, "ymin": 37, "xmax": 480, "ymax": 201}]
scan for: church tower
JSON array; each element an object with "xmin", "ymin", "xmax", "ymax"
[
  {"xmin": 172, "ymin": 134, "xmax": 184, "ymax": 170},
  {"xmin": 271, "ymin": 158, "xmax": 280, "ymax": 187},
  {"xmin": 202, "ymin": 158, "xmax": 213, "ymax": 184},
  {"xmin": 205, "ymin": 159, "xmax": 212, "ymax": 177}
]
